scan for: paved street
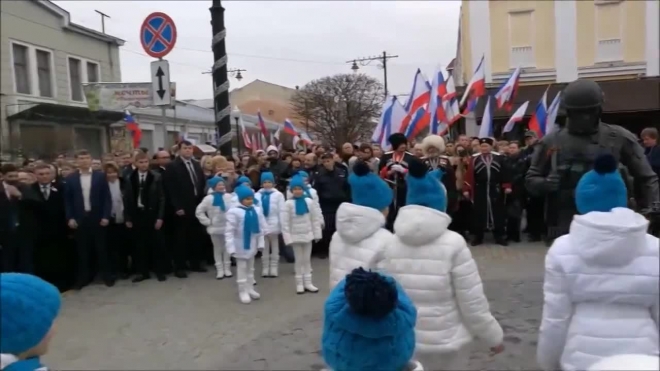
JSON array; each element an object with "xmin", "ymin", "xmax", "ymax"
[{"xmin": 46, "ymin": 242, "xmax": 547, "ymax": 370}]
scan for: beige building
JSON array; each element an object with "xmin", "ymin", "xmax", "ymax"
[{"xmin": 455, "ymin": 0, "xmax": 660, "ymax": 136}]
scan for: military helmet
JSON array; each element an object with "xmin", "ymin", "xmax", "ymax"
[{"xmin": 561, "ymin": 79, "xmax": 604, "ymax": 110}]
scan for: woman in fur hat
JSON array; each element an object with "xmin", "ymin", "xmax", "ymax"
[{"xmin": 420, "ymin": 135, "xmax": 459, "ymax": 214}]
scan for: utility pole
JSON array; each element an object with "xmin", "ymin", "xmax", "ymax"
[
  {"xmin": 94, "ymin": 10, "xmax": 110, "ymax": 34},
  {"xmin": 347, "ymin": 51, "xmax": 398, "ymax": 97},
  {"xmin": 210, "ymin": 0, "xmax": 232, "ymax": 157}
]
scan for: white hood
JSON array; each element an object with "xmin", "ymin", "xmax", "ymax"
[
  {"xmin": 335, "ymin": 203, "xmax": 385, "ymax": 244},
  {"xmin": 569, "ymin": 208, "xmax": 649, "ymax": 267},
  {"xmin": 394, "ymin": 205, "xmax": 451, "ymax": 246}
]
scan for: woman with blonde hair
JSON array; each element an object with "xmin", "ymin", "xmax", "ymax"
[
  {"xmin": 200, "ymin": 155, "xmax": 215, "ymax": 179},
  {"xmin": 211, "ymin": 155, "xmax": 228, "ymax": 175}
]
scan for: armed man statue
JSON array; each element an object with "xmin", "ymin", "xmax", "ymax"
[{"xmin": 525, "ymin": 79, "xmax": 659, "ymax": 243}]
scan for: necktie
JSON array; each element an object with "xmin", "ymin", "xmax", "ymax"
[
  {"xmin": 187, "ymin": 162, "xmax": 198, "ymax": 194},
  {"xmin": 42, "ymin": 185, "xmax": 49, "ymax": 200},
  {"xmin": 139, "ymin": 174, "xmax": 146, "ymax": 207}
]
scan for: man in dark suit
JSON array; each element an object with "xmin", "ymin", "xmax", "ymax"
[
  {"xmin": 64, "ymin": 150, "xmax": 114, "ymax": 289},
  {"xmin": 129, "ymin": 152, "xmax": 168, "ymax": 282},
  {"xmin": 1, "ymin": 164, "xmax": 41, "ymax": 274},
  {"xmin": 163, "ymin": 141, "xmax": 206, "ymax": 277},
  {"xmin": 153, "ymin": 150, "xmax": 174, "ymax": 273},
  {"xmin": 32, "ymin": 163, "xmax": 72, "ymax": 290}
]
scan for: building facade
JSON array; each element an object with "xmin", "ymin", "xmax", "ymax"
[
  {"xmin": 0, "ymin": 0, "xmax": 124, "ymax": 160},
  {"xmin": 456, "ymin": 0, "xmax": 659, "ymax": 136}
]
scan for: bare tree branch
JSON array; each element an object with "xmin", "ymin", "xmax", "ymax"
[{"xmin": 290, "ymin": 73, "xmax": 384, "ymax": 148}]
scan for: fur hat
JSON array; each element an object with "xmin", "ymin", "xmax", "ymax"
[
  {"xmin": 260, "ymin": 171, "xmax": 275, "ymax": 185},
  {"xmin": 1, "ymin": 273, "xmax": 61, "ymax": 355},
  {"xmin": 349, "ymin": 161, "xmax": 392, "ymax": 211},
  {"xmin": 405, "ymin": 158, "xmax": 447, "ymax": 212},
  {"xmin": 388, "ymin": 133, "xmax": 408, "ymax": 150},
  {"xmin": 235, "ymin": 184, "xmax": 255, "ymax": 202},
  {"xmin": 322, "ymin": 268, "xmax": 417, "ymax": 371},
  {"xmin": 421, "ymin": 135, "xmax": 446, "ymax": 155},
  {"xmin": 575, "ymin": 154, "xmax": 627, "ymax": 214},
  {"xmin": 266, "ymin": 145, "xmax": 279, "ymax": 155}
]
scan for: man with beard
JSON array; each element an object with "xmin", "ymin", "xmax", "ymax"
[
  {"xmin": 420, "ymin": 135, "xmax": 458, "ymax": 213},
  {"xmin": 504, "ymin": 141, "xmax": 527, "ymax": 242},
  {"xmin": 526, "ymin": 79, "xmax": 659, "ymax": 243},
  {"xmin": 378, "ymin": 133, "xmax": 415, "ymax": 231},
  {"xmin": 463, "ymin": 138, "xmax": 511, "ymax": 246},
  {"xmin": 264, "ymin": 145, "xmax": 287, "ymax": 192}
]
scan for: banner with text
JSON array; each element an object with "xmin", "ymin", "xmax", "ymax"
[{"xmin": 83, "ymin": 82, "xmax": 176, "ymax": 111}]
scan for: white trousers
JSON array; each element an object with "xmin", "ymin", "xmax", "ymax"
[
  {"xmin": 210, "ymin": 235, "xmax": 230, "ymax": 268},
  {"xmin": 235, "ymin": 257, "xmax": 255, "ymax": 285},
  {"xmin": 262, "ymin": 234, "xmax": 280, "ymax": 268},
  {"xmin": 415, "ymin": 345, "xmax": 471, "ymax": 371},
  {"xmin": 291, "ymin": 242, "xmax": 312, "ymax": 277}
]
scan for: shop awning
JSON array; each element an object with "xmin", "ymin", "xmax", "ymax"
[{"xmin": 7, "ymin": 103, "xmax": 123, "ymax": 125}]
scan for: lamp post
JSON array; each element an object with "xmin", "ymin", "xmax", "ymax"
[
  {"xmin": 347, "ymin": 51, "xmax": 398, "ymax": 97},
  {"xmin": 232, "ymin": 106, "xmax": 242, "ymax": 154},
  {"xmin": 210, "ymin": 0, "xmax": 232, "ymax": 157}
]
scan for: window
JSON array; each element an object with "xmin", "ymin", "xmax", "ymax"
[
  {"xmin": 508, "ymin": 11, "xmax": 535, "ymax": 68},
  {"xmin": 87, "ymin": 62, "xmax": 99, "ymax": 83},
  {"xmin": 74, "ymin": 127, "xmax": 103, "ymax": 158},
  {"xmin": 36, "ymin": 50, "xmax": 53, "ymax": 98},
  {"xmin": 68, "ymin": 57, "xmax": 83, "ymax": 102},
  {"xmin": 12, "ymin": 44, "xmax": 30, "ymax": 94},
  {"xmin": 595, "ymin": 2, "xmax": 623, "ymax": 62}
]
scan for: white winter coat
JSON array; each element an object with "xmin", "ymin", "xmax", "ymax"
[
  {"xmin": 287, "ymin": 186, "xmax": 323, "ymax": 225},
  {"xmin": 537, "ymin": 208, "xmax": 660, "ymax": 371},
  {"xmin": 280, "ymin": 198, "xmax": 322, "ymax": 245},
  {"xmin": 382, "ymin": 205, "xmax": 503, "ymax": 355},
  {"xmin": 224, "ymin": 206, "xmax": 267, "ymax": 259},
  {"xmin": 254, "ymin": 189, "xmax": 285, "ymax": 235},
  {"xmin": 328, "ymin": 202, "xmax": 395, "ymax": 290},
  {"xmin": 195, "ymin": 193, "xmax": 235, "ymax": 235}
]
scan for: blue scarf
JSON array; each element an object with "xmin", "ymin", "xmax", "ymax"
[
  {"xmin": 293, "ymin": 194, "xmax": 309, "ymax": 215},
  {"xmin": 212, "ymin": 191, "xmax": 226, "ymax": 211},
  {"xmin": 261, "ymin": 189, "xmax": 272, "ymax": 217},
  {"xmin": 241, "ymin": 206, "xmax": 260, "ymax": 250}
]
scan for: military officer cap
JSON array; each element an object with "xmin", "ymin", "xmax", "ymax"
[{"xmin": 479, "ymin": 138, "xmax": 494, "ymax": 146}]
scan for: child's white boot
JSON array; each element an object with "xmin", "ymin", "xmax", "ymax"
[
  {"xmin": 303, "ymin": 274, "xmax": 319, "ymax": 293},
  {"xmin": 295, "ymin": 275, "xmax": 304, "ymax": 294},
  {"xmin": 215, "ymin": 264, "xmax": 224, "ymax": 280},
  {"xmin": 262, "ymin": 260, "xmax": 270, "ymax": 277},
  {"xmin": 270, "ymin": 261, "xmax": 279, "ymax": 277},
  {"xmin": 223, "ymin": 262, "xmax": 233, "ymax": 277},
  {"xmin": 238, "ymin": 282, "xmax": 251, "ymax": 304},
  {"xmin": 247, "ymin": 286, "xmax": 261, "ymax": 300}
]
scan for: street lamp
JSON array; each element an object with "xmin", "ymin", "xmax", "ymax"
[
  {"xmin": 231, "ymin": 106, "xmax": 242, "ymax": 153},
  {"xmin": 228, "ymin": 68, "xmax": 246, "ymax": 82},
  {"xmin": 350, "ymin": 60, "xmax": 359, "ymax": 73}
]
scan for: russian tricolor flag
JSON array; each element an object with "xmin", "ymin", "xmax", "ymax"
[
  {"xmin": 528, "ymin": 88, "xmax": 548, "ymax": 138},
  {"xmin": 404, "ymin": 106, "xmax": 427, "ymax": 139},
  {"xmin": 400, "ymin": 69, "xmax": 431, "ymax": 134},
  {"xmin": 478, "ymin": 96, "xmax": 494, "ymax": 139},
  {"xmin": 545, "ymin": 91, "xmax": 561, "ymax": 135},
  {"xmin": 124, "ymin": 110, "xmax": 142, "ymax": 148},
  {"xmin": 373, "ymin": 96, "xmax": 406, "ymax": 149},
  {"xmin": 283, "ymin": 119, "xmax": 298, "ymax": 136},
  {"xmin": 257, "ymin": 110, "xmax": 269, "ymax": 139},
  {"xmin": 459, "ymin": 54, "xmax": 486, "ymax": 108},
  {"xmin": 429, "ymin": 69, "xmax": 449, "ymax": 135}
]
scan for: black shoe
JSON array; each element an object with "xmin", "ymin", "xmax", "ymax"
[
  {"xmin": 174, "ymin": 270, "xmax": 187, "ymax": 278},
  {"xmin": 132, "ymin": 275, "xmax": 150, "ymax": 283},
  {"xmin": 495, "ymin": 238, "xmax": 508, "ymax": 246},
  {"xmin": 470, "ymin": 238, "xmax": 483, "ymax": 246},
  {"xmin": 156, "ymin": 274, "xmax": 167, "ymax": 282},
  {"xmin": 104, "ymin": 279, "xmax": 116, "ymax": 287}
]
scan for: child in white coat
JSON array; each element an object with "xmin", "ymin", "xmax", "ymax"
[
  {"xmin": 328, "ymin": 161, "xmax": 395, "ymax": 290},
  {"xmin": 195, "ymin": 176, "xmax": 235, "ymax": 279},
  {"xmin": 382, "ymin": 158, "xmax": 504, "ymax": 371},
  {"xmin": 281, "ymin": 175, "xmax": 322, "ymax": 294},
  {"xmin": 537, "ymin": 154, "xmax": 660, "ymax": 371},
  {"xmin": 287, "ymin": 170, "xmax": 323, "ymax": 223},
  {"xmin": 255, "ymin": 171, "xmax": 285, "ymax": 277},
  {"xmin": 225, "ymin": 185, "xmax": 267, "ymax": 304}
]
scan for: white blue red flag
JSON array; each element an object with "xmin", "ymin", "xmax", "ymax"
[
  {"xmin": 528, "ymin": 87, "xmax": 548, "ymax": 138},
  {"xmin": 124, "ymin": 110, "xmax": 142, "ymax": 148},
  {"xmin": 400, "ymin": 69, "xmax": 431, "ymax": 134},
  {"xmin": 502, "ymin": 101, "xmax": 529, "ymax": 134},
  {"xmin": 257, "ymin": 110, "xmax": 269, "ymax": 139},
  {"xmin": 478, "ymin": 96, "xmax": 494, "ymax": 139},
  {"xmin": 459, "ymin": 54, "xmax": 486, "ymax": 108},
  {"xmin": 283, "ymin": 119, "xmax": 298, "ymax": 136},
  {"xmin": 545, "ymin": 91, "xmax": 561, "ymax": 135},
  {"xmin": 429, "ymin": 69, "xmax": 449, "ymax": 135}
]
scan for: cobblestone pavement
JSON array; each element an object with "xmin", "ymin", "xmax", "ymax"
[{"xmin": 46, "ymin": 242, "xmax": 547, "ymax": 370}]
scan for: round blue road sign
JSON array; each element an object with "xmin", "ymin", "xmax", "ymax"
[{"xmin": 140, "ymin": 12, "xmax": 177, "ymax": 58}]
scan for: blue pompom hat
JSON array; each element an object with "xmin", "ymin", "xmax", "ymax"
[
  {"xmin": 405, "ymin": 158, "xmax": 447, "ymax": 213},
  {"xmin": 289, "ymin": 175, "xmax": 306, "ymax": 191},
  {"xmin": 322, "ymin": 268, "xmax": 417, "ymax": 371},
  {"xmin": 1, "ymin": 273, "xmax": 61, "ymax": 355},
  {"xmin": 260, "ymin": 171, "xmax": 275, "ymax": 186},
  {"xmin": 235, "ymin": 184, "xmax": 255, "ymax": 202},
  {"xmin": 349, "ymin": 161, "xmax": 392, "ymax": 211},
  {"xmin": 575, "ymin": 154, "xmax": 628, "ymax": 214},
  {"xmin": 236, "ymin": 175, "xmax": 252, "ymax": 186}
]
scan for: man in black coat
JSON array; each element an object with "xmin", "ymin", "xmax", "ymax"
[
  {"xmin": 313, "ymin": 153, "xmax": 351, "ymax": 258},
  {"xmin": 378, "ymin": 133, "xmax": 415, "ymax": 231},
  {"xmin": 162, "ymin": 140, "xmax": 206, "ymax": 277},
  {"xmin": 129, "ymin": 152, "xmax": 168, "ymax": 282}
]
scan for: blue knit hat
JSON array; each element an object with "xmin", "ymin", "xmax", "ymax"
[
  {"xmin": 1, "ymin": 273, "xmax": 61, "ymax": 354},
  {"xmin": 236, "ymin": 175, "xmax": 251, "ymax": 186},
  {"xmin": 297, "ymin": 170, "xmax": 309, "ymax": 179},
  {"xmin": 322, "ymin": 268, "xmax": 417, "ymax": 371},
  {"xmin": 405, "ymin": 158, "xmax": 447, "ymax": 212},
  {"xmin": 207, "ymin": 176, "xmax": 224, "ymax": 190},
  {"xmin": 260, "ymin": 171, "xmax": 275, "ymax": 186},
  {"xmin": 575, "ymin": 154, "xmax": 628, "ymax": 214},
  {"xmin": 289, "ymin": 175, "xmax": 306, "ymax": 191},
  {"xmin": 349, "ymin": 161, "xmax": 392, "ymax": 211},
  {"xmin": 235, "ymin": 184, "xmax": 255, "ymax": 202}
]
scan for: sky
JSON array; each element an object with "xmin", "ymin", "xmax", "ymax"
[{"xmin": 54, "ymin": 1, "xmax": 461, "ymax": 101}]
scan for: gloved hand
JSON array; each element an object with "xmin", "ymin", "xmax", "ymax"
[{"xmin": 391, "ymin": 164, "xmax": 406, "ymax": 173}]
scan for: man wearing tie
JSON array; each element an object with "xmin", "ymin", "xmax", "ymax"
[
  {"xmin": 32, "ymin": 164, "xmax": 71, "ymax": 289},
  {"xmin": 163, "ymin": 141, "xmax": 206, "ymax": 277},
  {"xmin": 64, "ymin": 150, "xmax": 114, "ymax": 289},
  {"xmin": 129, "ymin": 152, "xmax": 168, "ymax": 282}
]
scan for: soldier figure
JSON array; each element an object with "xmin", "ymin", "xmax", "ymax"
[
  {"xmin": 379, "ymin": 133, "xmax": 415, "ymax": 231},
  {"xmin": 525, "ymin": 79, "xmax": 659, "ymax": 243}
]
